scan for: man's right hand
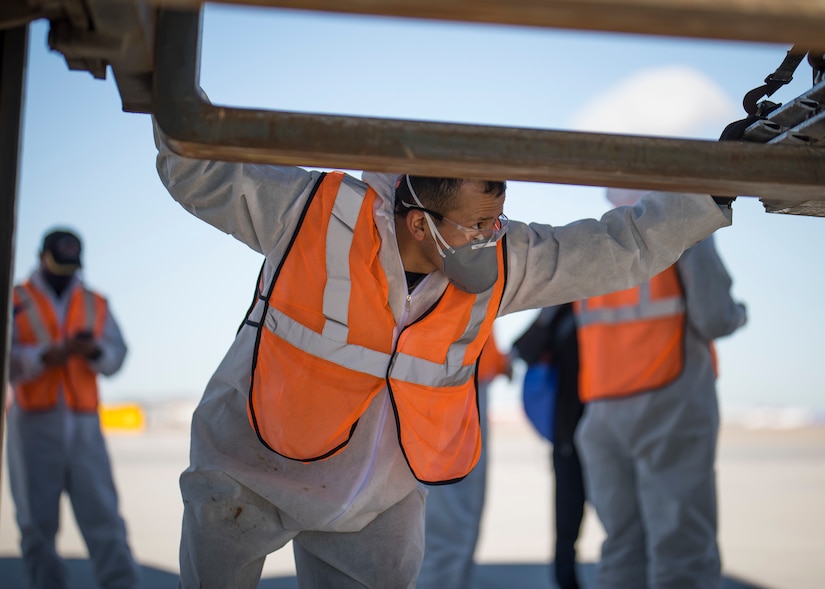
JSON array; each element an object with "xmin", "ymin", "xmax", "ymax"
[
  {"xmin": 41, "ymin": 345, "xmax": 69, "ymax": 366},
  {"xmin": 66, "ymin": 334, "xmax": 101, "ymax": 360}
]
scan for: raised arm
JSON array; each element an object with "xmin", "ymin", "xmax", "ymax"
[
  {"xmin": 154, "ymin": 119, "xmax": 321, "ymax": 256},
  {"xmin": 88, "ymin": 301, "xmax": 129, "ymax": 377},
  {"xmin": 501, "ymin": 191, "xmax": 732, "ymax": 314},
  {"xmin": 677, "ymin": 235, "xmax": 747, "ymax": 341}
]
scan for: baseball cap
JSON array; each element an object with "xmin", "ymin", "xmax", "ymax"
[{"xmin": 41, "ymin": 230, "xmax": 82, "ymax": 275}]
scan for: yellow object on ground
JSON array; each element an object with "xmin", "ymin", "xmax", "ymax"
[{"xmin": 99, "ymin": 403, "xmax": 145, "ymax": 434}]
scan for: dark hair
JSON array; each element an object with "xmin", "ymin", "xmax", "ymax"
[{"xmin": 394, "ymin": 175, "xmax": 506, "ymax": 217}]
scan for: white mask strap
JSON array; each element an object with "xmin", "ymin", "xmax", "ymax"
[{"xmin": 405, "ymin": 175, "xmax": 453, "ymax": 257}]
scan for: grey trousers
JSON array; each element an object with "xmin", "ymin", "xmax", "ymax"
[
  {"xmin": 6, "ymin": 404, "xmax": 139, "ymax": 589},
  {"xmin": 416, "ymin": 383, "xmax": 490, "ymax": 589},
  {"xmin": 178, "ymin": 470, "xmax": 426, "ymax": 589},
  {"xmin": 576, "ymin": 389, "xmax": 721, "ymax": 589}
]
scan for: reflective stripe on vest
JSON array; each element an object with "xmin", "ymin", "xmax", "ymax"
[
  {"xmin": 574, "ymin": 265, "xmax": 685, "ymax": 402},
  {"xmin": 248, "ymin": 172, "xmax": 506, "ymax": 483},
  {"xmin": 12, "ymin": 281, "xmax": 106, "ymax": 411}
]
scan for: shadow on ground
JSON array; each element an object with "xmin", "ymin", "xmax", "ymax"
[{"xmin": 0, "ymin": 557, "xmax": 771, "ymax": 588}]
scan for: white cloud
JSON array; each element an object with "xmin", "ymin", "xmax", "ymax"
[{"xmin": 570, "ymin": 65, "xmax": 736, "ymax": 138}]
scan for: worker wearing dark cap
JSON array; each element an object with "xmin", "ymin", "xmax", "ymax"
[{"xmin": 7, "ymin": 228, "xmax": 139, "ymax": 589}]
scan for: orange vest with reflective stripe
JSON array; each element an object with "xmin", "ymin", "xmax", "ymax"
[
  {"xmin": 12, "ymin": 280, "xmax": 107, "ymax": 412},
  {"xmin": 247, "ymin": 172, "xmax": 506, "ymax": 484},
  {"xmin": 573, "ymin": 265, "xmax": 685, "ymax": 402}
]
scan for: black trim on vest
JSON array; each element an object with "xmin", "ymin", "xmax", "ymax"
[
  {"xmin": 238, "ymin": 261, "xmax": 267, "ymax": 333},
  {"xmin": 387, "ymin": 236, "xmax": 509, "ymax": 486},
  {"xmin": 384, "ymin": 291, "xmax": 450, "ymax": 484}
]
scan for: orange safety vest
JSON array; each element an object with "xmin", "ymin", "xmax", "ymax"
[
  {"xmin": 12, "ymin": 280, "xmax": 107, "ymax": 412},
  {"xmin": 573, "ymin": 265, "xmax": 686, "ymax": 402},
  {"xmin": 247, "ymin": 172, "xmax": 506, "ymax": 484}
]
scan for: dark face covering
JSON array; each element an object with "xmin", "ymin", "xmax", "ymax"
[{"xmin": 42, "ymin": 269, "xmax": 74, "ymax": 297}]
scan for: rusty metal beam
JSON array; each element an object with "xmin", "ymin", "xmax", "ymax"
[
  {"xmin": 153, "ymin": 0, "xmax": 825, "ymax": 48},
  {"xmin": 153, "ymin": 8, "xmax": 825, "ymax": 202}
]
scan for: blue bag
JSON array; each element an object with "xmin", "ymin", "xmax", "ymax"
[{"xmin": 522, "ymin": 362, "xmax": 558, "ymax": 443}]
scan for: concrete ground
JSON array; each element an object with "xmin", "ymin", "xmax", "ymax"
[{"xmin": 1, "ymin": 408, "xmax": 824, "ymax": 588}]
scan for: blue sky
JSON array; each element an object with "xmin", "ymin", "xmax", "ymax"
[{"xmin": 13, "ymin": 6, "xmax": 825, "ymax": 415}]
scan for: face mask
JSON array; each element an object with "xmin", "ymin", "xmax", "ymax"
[
  {"xmin": 42, "ymin": 270, "xmax": 74, "ymax": 297},
  {"xmin": 439, "ymin": 237, "xmax": 500, "ymax": 293},
  {"xmin": 404, "ymin": 175, "xmax": 505, "ymax": 294}
]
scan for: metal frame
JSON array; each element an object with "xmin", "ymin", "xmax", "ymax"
[
  {"xmin": 158, "ymin": 0, "xmax": 825, "ymax": 48},
  {"xmin": 3, "ymin": 0, "xmax": 825, "ymax": 514},
  {"xmin": 154, "ymin": 8, "xmax": 825, "ymax": 203}
]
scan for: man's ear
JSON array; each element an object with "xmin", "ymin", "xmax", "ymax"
[{"xmin": 404, "ymin": 210, "xmax": 429, "ymax": 242}]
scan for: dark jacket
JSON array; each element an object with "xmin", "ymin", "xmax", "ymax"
[{"xmin": 513, "ymin": 303, "xmax": 583, "ymax": 445}]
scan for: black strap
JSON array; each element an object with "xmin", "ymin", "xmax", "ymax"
[{"xmin": 743, "ymin": 45, "xmax": 808, "ymax": 116}]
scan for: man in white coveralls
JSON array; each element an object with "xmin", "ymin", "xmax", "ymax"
[{"xmin": 154, "ymin": 119, "xmax": 734, "ymax": 588}]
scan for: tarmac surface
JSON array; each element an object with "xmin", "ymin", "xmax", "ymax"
[{"xmin": 2, "ymin": 406, "xmax": 824, "ymax": 588}]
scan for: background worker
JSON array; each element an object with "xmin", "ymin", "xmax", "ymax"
[
  {"xmin": 418, "ymin": 330, "xmax": 512, "ymax": 589},
  {"xmin": 7, "ymin": 229, "xmax": 139, "ymax": 589},
  {"xmin": 513, "ymin": 302, "xmax": 586, "ymax": 589},
  {"xmin": 154, "ymin": 112, "xmax": 732, "ymax": 588},
  {"xmin": 575, "ymin": 189, "xmax": 748, "ymax": 589}
]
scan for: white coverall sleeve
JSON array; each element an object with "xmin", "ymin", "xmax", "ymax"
[
  {"xmin": 153, "ymin": 118, "xmax": 321, "ymax": 256},
  {"xmin": 500, "ymin": 191, "xmax": 733, "ymax": 315},
  {"xmin": 7, "ymin": 337, "xmax": 46, "ymax": 384},
  {"xmin": 676, "ymin": 235, "xmax": 747, "ymax": 341},
  {"xmin": 89, "ymin": 300, "xmax": 128, "ymax": 377}
]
